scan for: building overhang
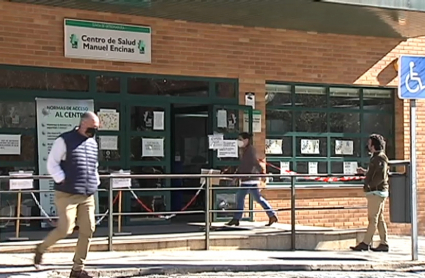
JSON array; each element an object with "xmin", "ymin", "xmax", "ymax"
[{"xmin": 8, "ymin": 0, "xmax": 425, "ymax": 38}]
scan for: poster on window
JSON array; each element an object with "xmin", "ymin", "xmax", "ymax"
[
  {"xmin": 335, "ymin": 140, "xmax": 354, "ymax": 155},
  {"xmin": 300, "ymin": 139, "xmax": 320, "ymax": 154},
  {"xmin": 265, "ymin": 139, "xmax": 283, "ymax": 155},
  {"xmin": 36, "ymin": 98, "xmax": 99, "ymax": 228}
]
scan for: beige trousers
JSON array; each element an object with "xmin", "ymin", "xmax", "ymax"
[
  {"xmin": 363, "ymin": 194, "xmax": 388, "ymax": 245},
  {"xmin": 38, "ymin": 191, "xmax": 96, "ymax": 271}
]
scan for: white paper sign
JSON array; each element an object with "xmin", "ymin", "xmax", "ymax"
[
  {"xmin": 245, "ymin": 92, "xmax": 255, "ymax": 109},
  {"xmin": 142, "ymin": 138, "xmax": 164, "ymax": 157},
  {"xmin": 99, "ymin": 136, "xmax": 118, "ymax": 150},
  {"xmin": 308, "ymin": 162, "xmax": 318, "ymax": 175},
  {"xmin": 280, "ymin": 162, "xmax": 290, "ymax": 175},
  {"xmin": 0, "ymin": 134, "xmax": 21, "ymax": 155},
  {"xmin": 217, "ymin": 140, "xmax": 238, "ymax": 158},
  {"xmin": 266, "ymin": 139, "xmax": 283, "ymax": 155},
  {"xmin": 153, "ymin": 111, "xmax": 165, "ymax": 130},
  {"xmin": 111, "ymin": 170, "xmax": 131, "ymax": 188},
  {"xmin": 208, "ymin": 134, "xmax": 224, "ymax": 149},
  {"xmin": 64, "ymin": 19, "xmax": 152, "ymax": 64},
  {"xmin": 9, "ymin": 171, "xmax": 33, "ymax": 190},
  {"xmin": 335, "ymin": 140, "xmax": 354, "ymax": 155},
  {"xmin": 343, "ymin": 162, "xmax": 358, "ymax": 175},
  {"xmin": 301, "ymin": 139, "xmax": 320, "ymax": 154},
  {"xmin": 98, "ymin": 109, "xmax": 120, "ymax": 131},
  {"xmin": 217, "ymin": 109, "xmax": 227, "ymax": 128},
  {"xmin": 243, "ymin": 110, "xmax": 261, "ymax": 133}
]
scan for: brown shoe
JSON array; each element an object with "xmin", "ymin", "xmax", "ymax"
[
  {"xmin": 69, "ymin": 269, "xmax": 93, "ymax": 278},
  {"xmin": 371, "ymin": 243, "xmax": 389, "ymax": 252},
  {"xmin": 225, "ymin": 219, "xmax": 240, "ymax": 226},
  {"xmin": 350, "ymin": 242, "xmax": 370, "ymax": 251},
  {"xmin": 266, "ymin": 215, "xmax": 278, "ymax": 227},
  {"xmin": 33, "ymin": 244, "xmax": 43, "ymax": 268}
]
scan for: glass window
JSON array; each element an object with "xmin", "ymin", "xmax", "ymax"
[
  {"xmin": 130, "ymin": 136, "xmax": 166, "ymax": 161},
  {"xmin": 363, "ymin": 89, "xmax": 393, "ymax": 112},
  {"xmin": 214, "ymin": 108, "xmax": 242, "ymax": 134},
  {"xmin": 97, "ymin": 76, "xmax": 120, "ymax": 94},
  {"xmin": 266, "ymin": 110, "xmax": 292, "ymax": 133},
  {"xmin": 0, "ymin": 101, "xmax": 35, "ymax": 129},
  {"xmin": 97, "ymin": 136, "xmax": 121, "ymax": 162},
  {"xmin": 329, "ymin": 87, "xmax": 360, "ymax": 109},
  {"xmin": 128, "ymin": 78, "xmax": 209, "ymax": 97},
  {"xmin": 296, "ymin": 137, "xmax": 327, "ymax": 156},
  {"xmin": 265, "ymin": 84, "xmax": 292, "ymax": 107},
  {"xmin": 296, "ymin": 161, "xmax": 327, "ymax": 175},
  {"xmin": 363, "ymin": 113, "xmax": 392, "ymax": 136},
  {"xmin": 295, "ymin": 112, "xmax": 327, "ymax": 133},
  {"xmin": 265, "ymin": 137, "xmax": 292, "ymax": 156},
  {"xmin": 329, "ymin": 112, "xmax": 360, "ymax": 133},
  {"xmin": 130, "ymin": 106, "xmax": 166, "ymax": 132},
  {"xmin": 295, "ymin": 86, "xmax": 326, "ymax": 108},
  {"xmin": 0, "ymin": 134, "xmax": 35, "ymax": 162},
  {"xmin": 0, "ymin": 69, "xmax": 89, "ymax": 92},
  {"xmin": 216, "ymin": 82, "xmax": 236, "ymax": 99},
  {"xmin": 266, "ymin": 160, "xmax": 292, "ymax": 183}
]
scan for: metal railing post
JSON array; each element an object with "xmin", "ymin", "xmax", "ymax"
[
  {"xmin": 204, "ymin": 177, "xmax": 211, "ymax": 250},
  {"xmin": 290, "ymin": 175, "xmax": 296, "ymax": 251},
  {"xmin": 108, "ymin": 176, "xmax": 113, "ymax": 251}
]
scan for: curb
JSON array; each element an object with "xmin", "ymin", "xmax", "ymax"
[{"xmin": 41, "ymin": 262, "xmax": 425, "ymax": 277}]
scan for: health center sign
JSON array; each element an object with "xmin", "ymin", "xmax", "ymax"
[
  {"xmin": 64, "ymin": 19, "xmax": 152, "ymax": 63},
  {"xmin": 36, "ymin": 98, "xmax": 98, "ymax": 228}
]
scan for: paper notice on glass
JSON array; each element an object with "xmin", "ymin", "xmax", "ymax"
[
  {"xmin": 153, "ymin": 111, "xmax": 165, "ymax": 131},
  {"xmin": 0, "ymin": 134, "xmax": 21, "ymax": 155},
  {"xmin": 98, "ymin": 109, "xmax": 119, "ymax": 131},
  {"xmin": 217, "ymin": 140, "xmax": 238, "ymax": 158},
  {"xmin": 9, "ymin": 171, "xmax": 33, "ymax": 190},
  {"xmin": 243, "ymin": 110, "xmax": 261, "ymax": 133},
  {"xmin": 265, "ymin": 139, "xmax": 283, "ymax": 155},
  {"xmin": 335, "ymin": 140, "xmax": 354, "ymax": 155},
  {"xmin": 142, "ymin": 138, "xmax": 164, "ymax": 157},
  {"xmin": 208, "ymin": 133, "xmax": 224, "ymax": 149},
  {"xmin": 308, "ymin": 162, "xmax": 318, "ymax": 175},
  {"xmin": 343, "ymin": 162, "xmax": 358, "ymax": 175},
  {"xmin": 111, "ymin": 170, "xmax": 131, "ymax": 188},
  {"xmin": 99, "ymin": 136, "xmax": 118, "ymax": 150},
  {"xmin": 280, "ymin": 162, "xmax": 290, "ymax": 175},
  {"xmin": 217, "ymin": 109, "xmax": 227, "ymax": 128},
  {"xmin": 245, "ymin": 92, "xmax": 255, "ymax": 109},
  {"xmin": 301, "ymin": 139, "xmax": 320, "ymax": 154}
]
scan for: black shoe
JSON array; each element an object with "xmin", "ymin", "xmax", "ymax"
[
  {"xmin": 69, "ymin": 269, "xmax": 93, "ymax": 278},
  {"xmin": 371, "ymin": 243, "xmax": 389, "ymax": 252},
  {"xmin": 350, "ymin": 242, "xmax": 370, "ymax": 251},
  {"xmin": 266, "ymin": 215, "xmax": 278, "ymax": 227},
  {"xmin": 225, "ymin": 219, "xmax": 240, "ymax": 226},
  {"xmin": 34, "ymin": 244, "xmax": 43, "ymax": 269}
]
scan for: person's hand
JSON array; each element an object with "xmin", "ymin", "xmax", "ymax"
[{"xmin": 356, "ymin": 167, "xmax": 366, "ymax": 175}]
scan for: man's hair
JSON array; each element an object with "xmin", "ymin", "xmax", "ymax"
[
  {"xmin": 239, "ymin": 132, "xmax": 253, "ymax": 141},
  {"xmin": 369, "ymin": 133, "xmax": 385, "ymax": 151},
  {"xmin": 80, "ymin": 111, "xmax": 96, "ymax": 124}
]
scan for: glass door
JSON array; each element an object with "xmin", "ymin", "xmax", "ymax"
[{"xmin": 209, "ymin": 104, "xmax": 254, "ymax": 222}]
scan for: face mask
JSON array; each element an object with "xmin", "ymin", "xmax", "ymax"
[
  {"xmin": 85, "ymin": 127, "xmax": 98, "ymax": 138},
  {"xmin": 237, "ymin": 140, "xmax": 245, "ymax": 148}
]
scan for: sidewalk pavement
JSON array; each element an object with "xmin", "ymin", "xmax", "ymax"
[{"xmin": 1, "ymin": 236, "xmax": 425, "ymax": 278}]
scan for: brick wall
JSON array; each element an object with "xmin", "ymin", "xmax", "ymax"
[{"xmin": 0, "ymin": 1, "xmax": 423, "ymax": 235}]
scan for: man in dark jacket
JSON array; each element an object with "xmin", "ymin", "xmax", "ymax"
[
  {"xmin": 34, "ymin": 112, "xmax": 100, "ymax": 278},
  {"xmin": 350, "ymin": 134, "xmax": 389, "ymax": 252}
]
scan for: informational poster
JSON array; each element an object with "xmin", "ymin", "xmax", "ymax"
[
  {"xmin": 98, "ymin": 109, "xmax": 119, "ymax": 131},
  {"xmin": 142, "ymin": 138, "xmax": 164, "ymax": 157},
  {"xmin": 265, "ymin": 139, "xmax": 283, "ymax": 155},
  {"xmin": 217, "ymin": 109, "xmax": 227, "ymax": 128},
  {"xmin": 280, "ymin": 161, "xmax": 290, "ymax": 175},
  {"xmin": 208, "ymin": 133, "xmax": 224, "ymax": 149},
  {"xmin": 308, "ymin": 162, "xmax": 318, "ymax": 175},
  {"xmin": 36, "ymin": 98, "xmax": 98, "ymax": 228},
  {"xmin": 243, "ymin": 110, "xmax": 261, "ymax": 133},
  {"xmin": 217, "ymin": 140, "xmax": 238, "ymax": 158},
  {"xmin": 9, "ymin": 171, "xmax": 33, "ymax": 190},
  {"xmin": 245, "ymin": 92, "xmax": 255, "ymax": 109},
  {"xmin": 111, "ymin": 170, "xmax": 131, "ymax": 189},
  {"xmin": 301, "ymin": 139, "xmax": 320, "ymax": 154},
  {"xmin": 153, "ymin": 111, "xmax": 164, "ymax": 130},
  {"xmin": 335, "ymin": 140, "xmax": 354, "ymax": 155},
  {"xmin": 343, "ymin": 161, "xmax": 358, "ymax": 175},
  {"xmin": 99, "ymin": 136, "xmax": 118, "ymax": 150},
  {"xmin": 0, "ymin": 134, "xmax": 21, "ymax": 155}
]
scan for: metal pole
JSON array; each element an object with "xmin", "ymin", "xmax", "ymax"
[
  {"xmin": 108, "ymin": 177, "xmax": 114, "ymax": 251},
  {"xmin": 290, "ymin": 176, "xmax": 296, "ymax": 251},
  {"xmin": 410, "ymin": 99, "xmax": 418, "ymax": 261},
  {"xmin": 204, "ymin": 177, "xmax": 210, "ymax": 250}
]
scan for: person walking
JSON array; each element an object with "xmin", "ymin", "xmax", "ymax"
[
  {"xmin": 226, "ymin": 132, "xmax": 278, "ymax": 227},
  {"xmin": 34, "ymin": 112, "xmax": 100, "ymax": 278},
  {"xmin": 350, "ymin": 134, "xmax": 389, "ymax": 252}
]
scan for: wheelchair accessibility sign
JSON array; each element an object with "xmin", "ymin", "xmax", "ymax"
[{"xmin": 399, "ymin": 55, "xmax": 425, "ymax": 99}]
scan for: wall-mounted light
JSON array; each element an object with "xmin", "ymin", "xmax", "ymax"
[{"xmin": 393, "ymin": 58, "xmax": 399, "ymax": 72}]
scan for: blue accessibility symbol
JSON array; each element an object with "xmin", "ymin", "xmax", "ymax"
[{"xmin": 399, "ymin": 55, "xmax": 425, "ymax": 99}]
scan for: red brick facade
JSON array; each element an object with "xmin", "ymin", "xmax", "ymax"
[{"xmin": 0, "ymin": 1, "xmax": 423, "ymax": 235}]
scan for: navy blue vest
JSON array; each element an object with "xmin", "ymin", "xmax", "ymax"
[{"xmin": 54, "ymin": 129, "xmax": 99, "ymax": 196}]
